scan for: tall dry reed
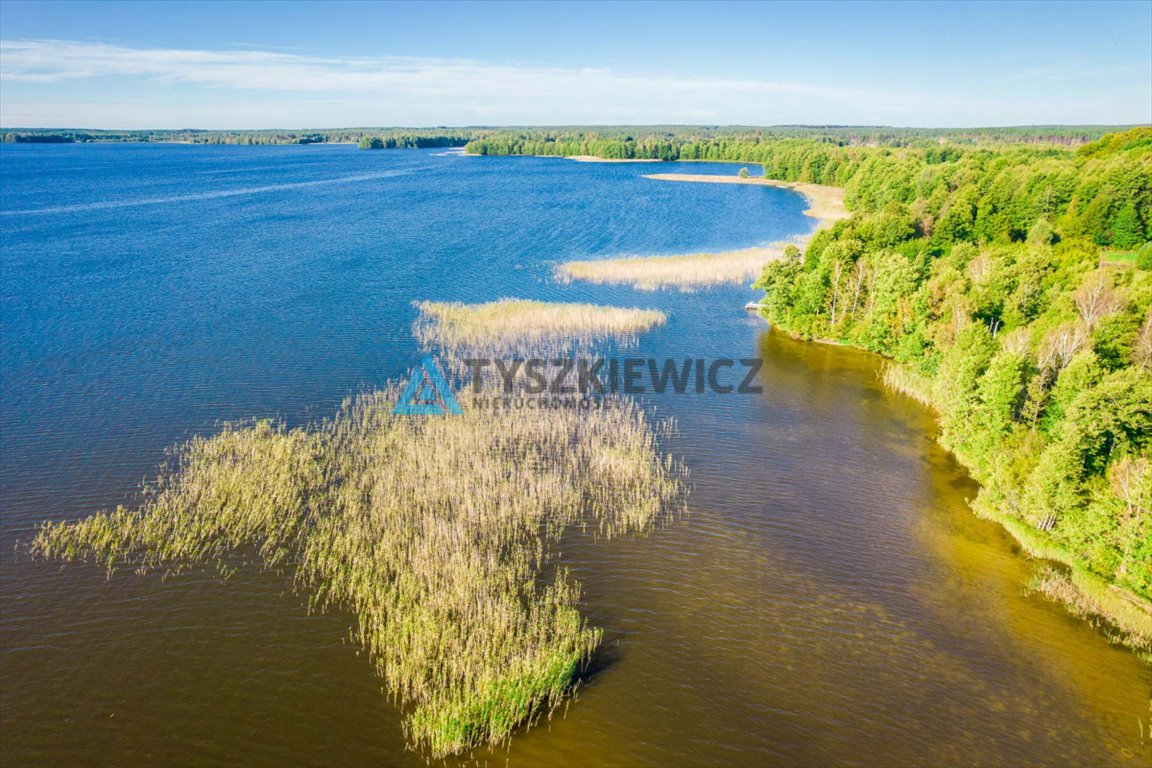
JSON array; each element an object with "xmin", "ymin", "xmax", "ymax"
[
  {"xmin": 558, "ymin": 245, "xmax": 791, "ymax": 291},
  {"xmin": 32, "ymin": 385, "xmax": 686, "ymax": 756},
  {"xmin": 414, "ymin": 299, "xmax": 666, "ymax": 357}
]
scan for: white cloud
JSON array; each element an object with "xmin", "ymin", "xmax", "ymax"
[
  {"xmin": 0, "ymin": 39, "xmax": 902, "ymax": 127},
  {"xmin": 0, "ymin": 39, "xmax": 836, "ymax": 97},
  {"xmin": 1, "ymin": 39, "xmax": 1148, "ymax": 128}
]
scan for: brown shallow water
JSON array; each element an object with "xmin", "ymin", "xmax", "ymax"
[{"xmin": 2, "ymin": 328, "xmax": 1148, "ymax": 767}]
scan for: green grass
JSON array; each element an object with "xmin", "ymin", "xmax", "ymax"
[
  {"xmin": 31, "ymin": 384, "xmax": 686, "ymax": 756},
  {"xmin": 1100, "ymin": 250, "xmax": 1139, "ymax": 267}
]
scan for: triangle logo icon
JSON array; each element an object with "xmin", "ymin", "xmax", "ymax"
[{"xmin": 393, "ymin": 355, "xmax": 463, "ymax": 416}]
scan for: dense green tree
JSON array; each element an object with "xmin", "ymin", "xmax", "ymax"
[
  {"xmin": 1111, "ymin": 203, "xmax": 1145, "ymax": 249},
  {"xmin": 1027, "ymin": 218, "xmax": 1057, "ymax": 246},
  {"xmin": 747, "ymin": 127, "xmax": 1152, "ymax": 608}
]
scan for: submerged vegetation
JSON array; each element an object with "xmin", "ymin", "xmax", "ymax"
[
  {"xmin": 31, "ymin": 385, "xmax": 686, "ymax": 756},
  {"xmin": 414, "ymin": 299, "xmax": 667, "ymax": 352},
  {"xmin": 30, "ymin": 297, "xmax": 681, "ymax": 754}
]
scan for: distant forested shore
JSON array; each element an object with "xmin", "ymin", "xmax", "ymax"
[
  {"xmin": 0, "ymin": 127, "xmax": 476, "ymax": 146},
  {"xmin": 1, "ymin": 124, "xmax": 1138, "ymax": 148}
]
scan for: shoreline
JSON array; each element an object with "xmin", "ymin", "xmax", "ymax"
[
  {"xmin": 641, "ymin": 168, "xmax": 1150, "ymax": 650},
  {"xmin": 642, "ymin": 173, "xmax": 850, "ymax": 229},
  {"xmin": 445, "ymin": 150, "xmax": 1150, "ymax": 652},
  {"xmin": 763, "ymin": 319, "xmax": 1152, "ymax": 651},
  {"xmin": 556, "ymin": 174, "xmax": 848, "ymax": 290},
  {"xmin": 772, "ymin": 330, "xmax": 1152, "ymax": 652}
]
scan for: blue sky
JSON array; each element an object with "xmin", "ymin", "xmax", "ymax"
[{"xmin": 1, "ymin": 0, "xmax": 1149, "ymax": 128}]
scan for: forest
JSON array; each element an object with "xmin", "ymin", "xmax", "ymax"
[
  {"xmin": 463, "ymin": 125, "xmax": 1132, "ymax": 158},
  {"xmin": 746, "ymin": 128, "xmax": 1151, "ymax": 646},
  {"xmin": 357, "ymin": 134, "xmax": 469, "ymax": 149}
]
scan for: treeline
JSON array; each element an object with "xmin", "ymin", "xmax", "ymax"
[
  {"xmin": 358, "ymin": 134, "xmax": 470, "ymax": 150},
  {"xmin": 5, "ymin": 124, "xmax": 1128, "ymax": 149},
  {"xmin": 752, "ymin": 128, "xmax": 1151, "ymax": 644},
  {"xmin": 1, "ymin": 128, "xmax": 485, "ymax": 146},
  {"xmin": 4, "ymin": 133, "xmax": 76, "ymax": 143},
  {"xmin": 464, "ymin": 125, "xmax": 1130, "ymax": 158}
]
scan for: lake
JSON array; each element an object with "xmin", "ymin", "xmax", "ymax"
[{"xmin": 1, "ymin": 144, "xmax": 1148, "ymax": 766}]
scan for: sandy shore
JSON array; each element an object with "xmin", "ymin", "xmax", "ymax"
[
  {"xmin": 565, "ymin": 155, "xmax": 664, "ymax": 163},
  {"xmin": 463, "ymin": 153, "xmax": 661, "ymax": 163},
  {"xmin": 642, "ymin": 173, "xmax": 849, "ymax": 228},
  {"xmin": 558, "ymin": 173, "xmax": 850, "ymax": 291}
]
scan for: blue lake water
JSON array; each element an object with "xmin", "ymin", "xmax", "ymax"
[
  {"xmin": 1, "ymin": 144, "xmax": 1148, "ymax": 767},
  {"xmin": 0, "ymin": 145, "xmax": 801, "ymax": 527}
]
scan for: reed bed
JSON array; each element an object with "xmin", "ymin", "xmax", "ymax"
[
  {"xmin": 1028, "ymin": 565, "xmax": 1151, "ymax": 659},
  {"xmin": 881, "ymin": 363, "xmax": 936, "ymax": 407},
  {"xmin": 31, "ymin": 385, "xmax": 686, "ymax": 757},
  {"xmin": 558, "ymin": 245, "xmax": 791, "ymax": 291},
  {"xmin": 414, "ymin": 299, "xmax": 666, "ymax": 356}
]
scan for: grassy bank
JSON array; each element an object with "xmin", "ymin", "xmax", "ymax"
[
  {"xmin": 31, "ymin": 384, "xmax": 687, "ymax": 756},
  {"xmin": 980, "ymin": 501, "xmax": 1151, "ymax": 655}
]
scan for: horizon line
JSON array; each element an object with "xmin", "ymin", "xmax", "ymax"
[{"xmin": 4, "ymin": 122, "xmax": 1147, "ymax": 132}]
